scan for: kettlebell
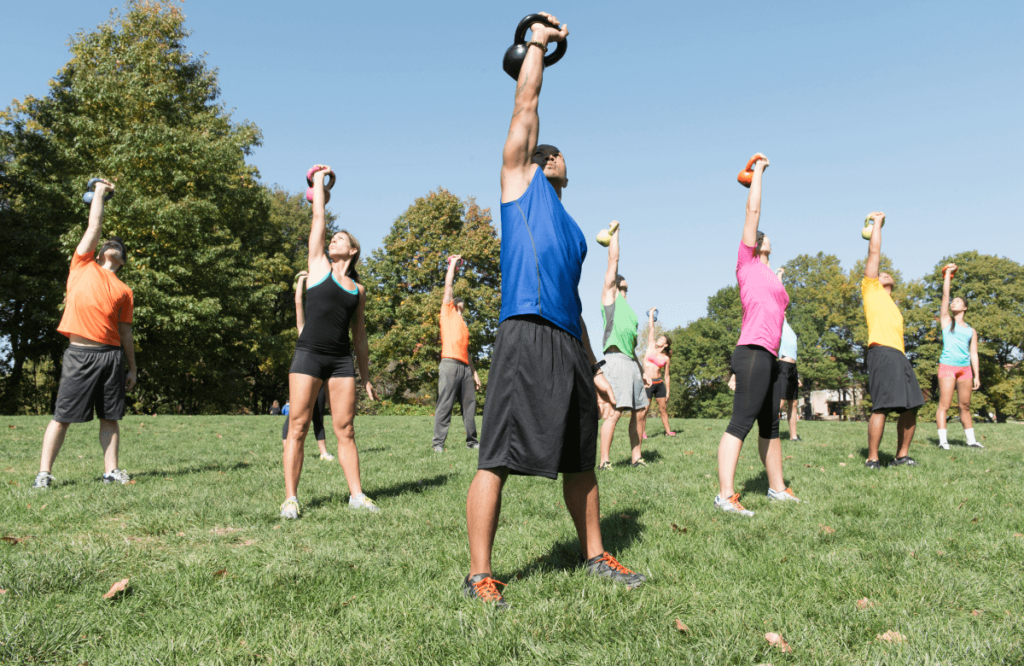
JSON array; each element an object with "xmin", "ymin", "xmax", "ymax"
[
  {"xmin": 82, "ymin": 178, "xmax": 114, "ymax": 205},
  {"xmin": 736, "ymin": 153, "xmax": 767, "ymax": 188},
  {"xmin": 942, "ymin": 263, "xmax": 957, "ymax": 278},
  {"xmin": 502, "ymin": 14, "xmax": 568, "ymax": 81},
  {"xmin": 595, "ymin": 220, "xmax": 620, "ymax": 247},
  {"xmin": 861, "ymin": 213, "xmax": 886, "ymax": 240},
  {"xmin": 647, "ymin": 308, "xmax": 659, "ymax": 322},
  {"xmin": 447, "ymin": 256, "xmax": 465, "ymax": 272},
  {"xmin": 305, "ymin": 187, "xmax": 331, "ymax": 204},
  {"xmin": 305, "ymin": 166, "xmax": 336, "ymax": 190}
]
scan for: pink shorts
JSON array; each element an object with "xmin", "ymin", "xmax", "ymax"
[{"xmin": 938, "ymin": 364, "xmax": 973, "ymax": 381}]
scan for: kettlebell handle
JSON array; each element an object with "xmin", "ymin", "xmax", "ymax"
[
  {"xmin": 503, "ymin": 14, "xmax": 567, "ymax": 80},
  {"xmin": 82, "ymin": 178, "xmax": 114, "ymax": 205}
]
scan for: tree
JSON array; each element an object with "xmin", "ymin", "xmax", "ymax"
[{"xmin": 362, "ymin": 188, "xmax": 500, "ymax": 404}]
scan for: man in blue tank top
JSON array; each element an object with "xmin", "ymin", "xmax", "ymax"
[{"xmin": 462, "ymin": 12, "xmax": 647, "ymax": 609}]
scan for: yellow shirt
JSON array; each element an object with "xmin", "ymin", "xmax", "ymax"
[{"xmin": 862, "ymin": 277, "xmax": 904, "ymax": 353}]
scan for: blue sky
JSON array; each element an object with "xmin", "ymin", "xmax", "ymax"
[{"xmin": 3, "ymin": 0, "xmax": 1021, "ymax": 342}]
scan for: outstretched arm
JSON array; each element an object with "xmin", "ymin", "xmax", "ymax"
[
  {"xmin": 864, "ymin": 212, "xmax": 885, "ymax": 280},
  {"xmin": 307, "ymin": 166, "xmax": 333, "ymax": 282},
  {"xmin": 647, "ymin": 307, "xmax": 656, "ymax": 350},
  {"xmin": 500, "ymin": 13, "xmax": 568, "ymax": 203},
  {"xmin": 443, "ymin": 255, "xmax": 461, "ymax": 305},
  {"xmin": 294, "ymin": 271, "xmax": 308, "ymax": 335},
  {"xmin": 939, "ymin": 264, "xmax": 954, "ymax": 327},
  {"xmin": 76, "ymin": 179, "xmax": 114, "ymax": 256},
  {"xmin": 352, "ymin": 286, "xmax": 376, "ymax": 401},
  {"xmin": 601, "ymin": 224, "xmax": 620, "ymax": 306},
  {"xmin": 742, "ymin": 158, "xmax": 768, "ymax": 247}
]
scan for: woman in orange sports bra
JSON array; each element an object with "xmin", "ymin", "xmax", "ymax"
[{"xmin": 641, "ymin": 308, "xmax": 676, "ymax": 438}]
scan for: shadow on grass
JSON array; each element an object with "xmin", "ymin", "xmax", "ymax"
[
  {"xmin": 615, "ymin": 448, "xmax": 664, "ymax": 465},
  {"xmin": 858, "ymin": 448, "xmax": 895, "ymax": 465},
  {"xmin": 740, "ymin": 470, "xmax": 796, "ymax": 496},
  {"xmin": 305, "ymin": 473, "xmax": 452, "ymax": 510},
  {"xmin": 504, "ymin": 510, "xmax": 646, "ymax": 582},
  {"xmin": 133, "ymin": 461, "xmax": 252, "ymax": 479}
]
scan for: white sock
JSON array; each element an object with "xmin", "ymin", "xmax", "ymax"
[
  {"xmin": 937, "ymin": 429, "xmax": 948, "ymax": 445},
  {"xmin": 965, "ymin": 428, "xmax": 976, "ymax": 444}
]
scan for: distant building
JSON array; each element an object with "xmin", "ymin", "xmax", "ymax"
[{"xmin": 808, "ymin": 388, "xmax": 865, "ymax": 420}]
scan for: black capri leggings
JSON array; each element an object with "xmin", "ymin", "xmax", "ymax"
[
  {"xmin": 725, "ymin": 345, "xmax": 781, "ymax": 440},
  {"xmin": 282, "ymin": 386, "xmax": 327, "ymax": 441}
]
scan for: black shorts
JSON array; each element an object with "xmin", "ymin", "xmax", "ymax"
[
  {"xmin": 646, "ymin": 379, "xmax": 667, "ymax": 400},
  {"xmin": 867, "ymin": 345, "xmax": 925, "ymax": 414},
  {"xmin": 53, "ymin": 345, "xmax": 126, "ymax": 423},
  {"xmin": 289, "ymin": 349, "xmax": 355, "ymax": 380},
  {"xmin": 725, "ymin": 345, "xmax": 780, "ymax": 440},
  {"xmin": 282, "ymin": 387, "xmax": 326, "ymax": 441},
  {"xmin": 478, "ymin": 316, "xmax": 598, "ymax": 479},
  {"xmin": 775, "ymin": 361, "xmax": 799, "ymax": 401}
]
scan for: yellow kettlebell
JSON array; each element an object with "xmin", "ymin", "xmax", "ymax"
[
  {"xmin": 596, "ymin": 220, "xmax": 620, "ymax": 247},
  {"xmin": 861, "ymin": 213, "xmax": 886, "ymax": 240}
]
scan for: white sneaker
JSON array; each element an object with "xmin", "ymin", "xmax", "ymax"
[
  {"xmin": 967, "ymin": 442, "xmax": 985, "ymax": 449},
  {"xmin": 767, "ymin": 487, "xmax": 801, "ymax": 502},
  {"xmin": 349, "ymin": 494, "xmax": 380, "ymax": 513},
  {"xmin": 280, "ymin": 497, "xmax": 300, "ymax": 519},
  {"xmin": 714, "ymin": 493, "xmax": 754, "ymax": 517},
  {"xmin": 102, "ymin": 469, "xmax": 131, "ymax": 484},
  {"xmin": 938, "ymin": 441, "xmax": 950, "ymax": 450},
  {"xmin": 319, "ymin": 453, "xmax": 335, "ymax": 461},
  {"xmin": 32, "ymin": 471, "xmax": 54, "ymax": 489}
]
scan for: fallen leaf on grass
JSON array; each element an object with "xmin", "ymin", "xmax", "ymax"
[
  {"xmin": 342, "ymin": 595, "xmax": 356, "ymax": 606},
  {"xmin": 670, "ymin": 524, "xmax": 688, "ymax": 533},
  {"xmin": 102, "ymin": 578, "xmax": 129, "ymax": 599},
  {"xmin": 876, "ymin": 630, "xmax": 905, "ymax": 643},
  {"xmin": 0, "ymin": 589, "xmax": 6, "ymax": 594},
  {"xmin": 684, "ymin": 450, "xmax": 694, "ymax": 456},
  {"xmin": 177, "ymin": 532, "xmax": 185, "ymax": 537},
  {"xmin": 764, "ymin": 632, "xmax": 792, "ymax": 652},
  {"xmin": 819, "ymin": 525, "xmax": 836, "ymax": 535},
  {"xmin": 213, "ymin": 569, "xmax": 227, "ymax": 578},
  {"xmin": 804, "ymin": 464, "xmax": 813, "ymax": 468},
  {"xmin": 848, "ymin": 454, "xmax": 855, "ymax": 459},
  {"xmin": 1014, "ymin": 534, "xmax": 1023, "ymax": 538},
  {"xmin": 7, "ymin": 424, "xmax": 14, "ymax": 429},
  {"xmin": 209, "ymin": 527, "xmax": 241, "ymax": 535},
  {"xmin": 128, "ymin": 480, "xmax": 136, "ymax": 485},
  {"xmin": 235, "ymin": 540, "xmax": 255, "ymax": 547},
  {"xmin": 857, "ymin": 598, "xmax": 874, "ymax": 609},
  {"xmin": 971, "ymin": 518, "xmax": 979, "ymax": 523},
  {"xmin": 784, "ymin": 455, "xmax": 793, "ymax": 460},
  {"xmin": 215, "ymin": 434, "xmax": 222, "ymax": 439},
  {"xmin": 619, "ymin": 514, "xmax": 632, "ymax": 520},
  {"xmin": 971, "ymin": 610, "xmax": 983, "ymax": 616},
  {"xmin": 675, "ymin": 619, "xmax": 690, "ymax": 633},
  {"xmin": 839, "ymin": 463, "xmax": 847, "ymax": 467},
  {"xmin": 2, "ymin": 537, "xmax": 22, "ymax": 545}
]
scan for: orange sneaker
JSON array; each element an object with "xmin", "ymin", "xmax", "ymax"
[
  {"xmin": 462, "ymin": 573, "xmax": 509, "ymax": 610},
  {"xmin": 767, "ymin": 487, "xmax": 801, "ymax": 503},
  {"xmin": 714, "ymin": 493, "xmax": 754, "ymax": 516},
  {"xmin": 585, "ymin": 552, "xmax": 647, "ymax": 589}
]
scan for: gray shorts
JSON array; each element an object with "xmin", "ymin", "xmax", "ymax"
[
  {"xmin": 53, "ymin": 344, "xmax": 126, "ymax": 423},
  {"xmin": 602, "ymin": 352, "xmax": 649, "ymax": 411}
]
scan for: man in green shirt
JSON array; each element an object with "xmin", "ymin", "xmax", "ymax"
[{"xmin": 597, "ymin": 224, "xmax": 649, "ymax": 469}]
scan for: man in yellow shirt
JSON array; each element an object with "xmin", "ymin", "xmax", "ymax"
[
  {"xmin": 433, "ymin": 255, "xmax": 481, "ymax": 453},
  {"xmin": 861, "ymin": 212, "xmax": 924, "ymax": 469}
]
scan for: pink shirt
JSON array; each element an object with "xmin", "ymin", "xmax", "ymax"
[{"xmin": 735, "ymin": 241, "xmax": 789, "ymax": 355}]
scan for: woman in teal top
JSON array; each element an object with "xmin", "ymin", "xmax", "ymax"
[{"xmin": 936, "ymin": 263, "xmax": 981, "ymax": 449}]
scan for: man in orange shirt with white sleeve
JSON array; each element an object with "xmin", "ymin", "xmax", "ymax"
[
  {"xmin": 32, "ymin": 178, "xmax": 138, "ymax": 489},
  {"xmin": 432, "ymin": 255, "xmax": 481, "ymax": 453}
]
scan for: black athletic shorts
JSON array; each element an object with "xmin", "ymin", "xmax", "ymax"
[
  {"xmin": 282, "ymin": 386, "xmax": 326, "ymax": 441},
  {"xmin": 53, "ymin": 344, "xmax": 126, "ymax": 423},
  {"xmin": 289, "ymin": 349, "xmax": 355, "ymax": 380},
  {"xmin": 775, "ymin": 361, "xmax": 799, "ymax": 401},
  {"xmin": 646, "ymin": 379, "xmax": 667, "ymax": 400},
  {"xmin": 866, "ymin": 345, "xmax": 925, "ymax": 414},
  {"xmin": 478, "ymin": 315, "xmax": 598, "ymax": 479},
  {"xmin": 725, "ymin": 345, "xmax": 780, "ymax": 440}
]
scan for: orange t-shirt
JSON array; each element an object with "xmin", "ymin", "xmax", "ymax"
[
  {"xmin": 439, "ymin": 302, "xmax": 470, "ymax": 364},
  {"xmin": 57, "ymin": 251, "xmax": 134, "ymax": 346}
]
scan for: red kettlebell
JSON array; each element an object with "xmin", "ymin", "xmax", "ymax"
[{"xmin": 737, "ymin": 153, "xmax": 768, "ymax": 188}]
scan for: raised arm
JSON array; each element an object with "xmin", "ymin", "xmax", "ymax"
[
  {"xmin": 742, "ymin": 158, "xmax": 768, "ymax": 247},
  {"xmin": 76, "ymin": 179, "xmax": 114, "ymax": 256},
  {"xmin": 294, "ymin": 271, "xmax": 308, "ymax": 335},
  {"xmin": 601, "ymin": 224, "xmax": 620, "ymax": 306},
  {"xmin": 500, "ymin": 13, "xmax": 568, "ymax": 203},
  {"xmin": 443, "ymin": 255, "xmax": 461, "ymax": 305},
  {"xmin": 307, "ymin": 165, "xmax": 332, "ymax": 282},
  {"xmin": 351, "ymin": 285, "xmax": 376, "ymax": 401},
  {"xmin": 939, "ymin": 264, "xmax": 954, "ymax": 327},
  {"xmin": 864, "ymin": 212, "xmax": 885, "ymax": 280},
  {"xmin": 647, "ymin": 307, "xmax": 656, "ymax": 350}
]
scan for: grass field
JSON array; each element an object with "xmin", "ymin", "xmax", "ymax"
[{"xmin": 1, "ymin": 414, "xmax": 1022, "ymax": 665}]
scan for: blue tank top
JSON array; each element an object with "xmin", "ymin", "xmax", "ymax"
[
  {"xmin": 498, "ymin": 170, "xmax": 586, "ymax": 339},
  {"xmin": 939, "ymin": 321, "xmax": 972, "ymax": 366}
]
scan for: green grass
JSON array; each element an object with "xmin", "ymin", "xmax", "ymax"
[{"xmin": 1, "ymin": 415, "xmax": 1022, "ymax": 665}]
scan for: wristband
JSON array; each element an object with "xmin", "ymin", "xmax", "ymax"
[
  {"xmin": 591, "ymin": 360, "xmax": 606, "ymax": 376},
  {"xmin": 527, "ymin": 41, "xmax": 547, "ymax": 53}
]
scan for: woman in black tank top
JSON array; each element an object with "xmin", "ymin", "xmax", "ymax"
[{"xmin": 280, "ymin": 165, "xmax": 379, "ymax": 520}]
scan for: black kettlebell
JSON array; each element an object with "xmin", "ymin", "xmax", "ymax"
[
  {"xmin": 502, "ymin": 14, "xmax": 567, "ymax": 81},
  {"xmin": 82, "ymin": 178, "xmax": 114, "ymax": 205}
]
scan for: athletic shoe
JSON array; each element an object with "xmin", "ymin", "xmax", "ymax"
[
  {"xmin": 938, "ymin": 441, "xmax": 950, "ymax": 450},
  {"xmin": 319, "ymin": 453, "xmax": 335, "ymax": 461},
  {"xmin": 714, "ymin": 493, "xmax": 754, "ymax": 517},
  {"xmin": 462, "ymin": 573, "xmax": 509, "ymax": 610},
  {"xmin": 349, "ymin": 494, "xmax": 380, "ymax": 513},
  {"xmin": 102, "ymin": 469, "xmax": 131, "ymax": 485},
  {"xmin": 432, "ymin": 445, "xmax": 444, "ymax": 453},
  {"xmin": 32, "ymin": 471, "xmax": 54, "ymax": 489},
  {"xmin": 467, "ymin": 442, "xmax": 480, "ymax": 450},
  {"xmin": 790, "ymin": 435, "xmax": 803, "ymax": 442},
  {"xmin": 280, "ymin": 497, "xmax": 300, "ymax": 519},
  {"xmin": 584, "ymin": 552, "xmax": 646, "ymax": 590},
  {"xmin": 967, "ymin": 442, "xmax": 985, "ymax": 449},
  {"xmin": 890, "ymin": 456, "xmax": 918, "ymax": 467},
  {"xmin": 631, "ymin": 458, "xmax": 648, "ymax": 468},
  {"xmin": 598, "ymin": 461, "xmax": 613, "ymax": 471},
  {"xmin": 767, "ymin": 487, "xmax": 801, "ymax": 502},
  {"xmin": 666, "ymin": 431, "xmax": 678, "ymax": 437},
  {"xmin": 864, "ymin": 459, "xmax": 881, "ymax": 469}
]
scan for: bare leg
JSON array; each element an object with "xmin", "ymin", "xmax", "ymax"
[
  {"xmin": 599, "ymin": 409, "xmax": 623, "ymax": 465},
  {"xmin": 628, "ymin": 408, "xmax": 646, "ymax": 463},
  {"xmin": 936, "ymin": 375, "xmax": 956, "ymax": 430},
  {"xmin": 39, "ymin": 421, "xmax": 71, "ymax": 473},
  {"xmin": 562, "ymin": 471, "xmax": 605, "ymax": 559},
  {"xmin": 467, "ymin": 467, "xmax": 508, "ymax": 576},
  {"xmin": 716, "ymin": 432, "xmax": 744, "ymax": 497},
  {"xmin": 895, "ymin": 409, "xmax": 917, "ymax": 458},
  {"xmin": 327, "ymin": 376, "xmax": 361, "ymax": 496},
  {"xmin": 284, "ymin": 373, "xmax": 322, "ymax": 498},
  {"xmin": 757, "ymin": 436, "xmax": 785, "ymax": 491},
  {"xmin": 867, "ymin": 412, "xmax": 887, "ymax": 461},
  {"xmin": 786, "ymin": 400, "xmax": 799, "ymax": 439},
  {"xmin": 98, "ymin": 419, "xmax": 120, "ymax": 474},
  {"xmin": 956, "ymin": 375, "xmax": 974, "ymax": 430},
  {"xmin": 656, "ymin": 396, "xmax": 672, "ymax": 433},
  {"xmin": 316, "ymin": 439, "xmax": 329, "ymax": 456}
]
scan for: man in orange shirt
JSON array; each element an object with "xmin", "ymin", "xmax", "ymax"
[
  {"xmin": 432, "ymin": 255, "xmax": 481, "ymax": 453},
  {"xmin": 32, "ymin": 178, "xmax": 138, "ymax": 489}
]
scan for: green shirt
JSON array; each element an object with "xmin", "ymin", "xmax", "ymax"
[{"xmin": 601, "ymin": 293, "xmax": 638, "ymax": 358}]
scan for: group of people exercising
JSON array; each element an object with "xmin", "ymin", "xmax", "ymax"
[{"xmin": 31, "ymin": 12, "xmax": 985, "ymax": 610}]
